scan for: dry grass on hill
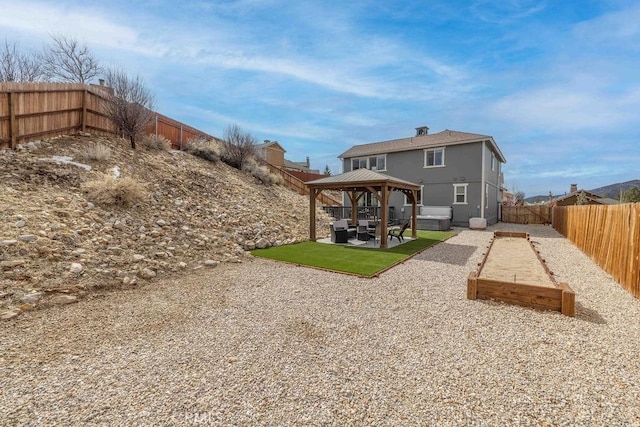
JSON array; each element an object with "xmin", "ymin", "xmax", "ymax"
[{"xmin": 0, "ymin": 133, "xmax": 332, "ymax": 316}]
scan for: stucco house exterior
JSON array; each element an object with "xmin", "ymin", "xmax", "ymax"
[{"xmin": 338, "ymin": 126, "xmax": 507, "ymax": 227}]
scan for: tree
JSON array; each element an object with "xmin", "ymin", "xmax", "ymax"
[
  {"xmin": 514, "ymin": 191, "xmax": 525, "ymax": 206},
  {"xmin": 323, "ymin": 164, "xmax": 332, "ymax": 176},
  {"xmin": 40, "ymin": 34, "xmax": 102, "ymax": 83},
  {"xmin": 103, "ymin": 68, "xmax": 155, "ymax": 150},
  {"xmin": 624, "ymin": 186, "xmax": 640, "ymax": 203},
  {"xmin": 222, "ymin": 124, "xmax": 256, "ymax": 170},
  {"xmin": 0, "ymin": 39, "xmax": 44, "ymax": 82},
  {"xmin": 575, "ymin": 190, "xmax": 588, "ymax": 205}
]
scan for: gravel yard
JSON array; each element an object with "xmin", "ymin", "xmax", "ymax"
[{"xmin": 2, "ymin": 224, "xmax": 639, "ymax": 426}]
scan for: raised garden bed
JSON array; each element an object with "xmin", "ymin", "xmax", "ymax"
[{"xmin": 467, "ymin": 231, "xmax": 575, "ymax": 316}]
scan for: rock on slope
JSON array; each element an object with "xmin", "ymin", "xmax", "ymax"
[{"xmin": 0, "ymin": 134, "xmax": 332, "ymax": 317}]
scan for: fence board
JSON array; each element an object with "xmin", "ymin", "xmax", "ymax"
[
  {"xmin": 553, "ymin": 204, "xmax": 640, "ymax": 299},
  {"xmin": 501, "ymin": 205, "xmax": 552, "ymax": 224}
]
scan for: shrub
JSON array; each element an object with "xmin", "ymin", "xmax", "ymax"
[
  {"xmin": 243, "ymin": 159, "xmax": 283, "ymax": 186},
  {"xmin": 83, "ymin": 172, "xmax": 145, "ymax": 207},
  {"xmin": 140, "ymin": 134, "xmax": 172, "ymax": 151},
  {"xmin": 83, "ymin": 142, "xmax": 112, "ymax": 161},
  {"xmin": 221, "ymin": 124, "xmax": 256, "ymax": 170},
  {"xmin": 183, "ymin": 137, "xmax": 222, "ymax": 163}
]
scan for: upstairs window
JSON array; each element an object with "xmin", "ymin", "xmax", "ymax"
[
  {"xmin": 351, "ymin": 155, "xmax": 386, "ymax": 171},
  {"xmin": 491, "ymin": 153, "xmax": 496, "ymax": 171},
  {"xmin": 424, "ymin": 148, "xmax": 445, "ymax": 167}
]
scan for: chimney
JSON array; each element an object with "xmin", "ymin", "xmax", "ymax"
[
  {"xmin": 570, "ymin": 183, "xmax": 578, "ymax": 193},
  {"xmin": 415, "ymin": 126, "xmax": 429, "ymax": 136},
  {"xmin": 305, "ymin": 156, "xmax": 310, "ymax": 168},
  {"xmin": 98, "ymin": 79, "xmax": 105, "ymax": 86}
]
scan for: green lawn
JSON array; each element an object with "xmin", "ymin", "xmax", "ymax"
[{"xmin": 251, "ymin": 230, "xmax": 456, "ymax": 277}]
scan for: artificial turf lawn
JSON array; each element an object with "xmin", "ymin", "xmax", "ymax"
[{"xmin": 251, "ymin": 230, "xmax": 456, "ymax": 277}]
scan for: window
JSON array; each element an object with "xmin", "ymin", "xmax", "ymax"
[
  {"xmin": 485, "ymin": 184, "xmax": 489, "ymax": 209},
  {"xmin": 424, "ymin": 148, "xmax": 445, "ymax": 167},
  {"xmin": 491, "ymin": 153, "xmax": 496, "ymax": 171},
  {"xmin": 404, "ymin": 185, "xmax": 423, "ymax": 206},
  {"xmin": 351, "ymin": 155, "xmax": 386, "ymax": 171},
  {"xmin": 453, "ymin": 183, "xmax": 468, "ymax": 204},
  {"xmin": 352, "ymin": 158, "xmax": 367, "ymax": 170}
]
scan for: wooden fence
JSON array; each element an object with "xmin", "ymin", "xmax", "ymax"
[
  {"xmin": 265, "ymin": 162, "xmax": 341, "ymax": 206},
  {"xmin": 0, "ymin": 82, "xmax": 213, "ymax": 149},
  {"xmin": 0, "ymin": 82, "xmax": 115, "ymax": 148},
  {"xmin": 501, "ymin": 205, "xmax": 552, "ymax": 224},
  {"xmin": 553, "ymin": 203, "xmax": 640, "ymax": 299}
]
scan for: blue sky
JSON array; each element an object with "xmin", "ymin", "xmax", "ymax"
[{"xmin": 2, "ymin": 0, "xmax": 639, "ymax": 197}]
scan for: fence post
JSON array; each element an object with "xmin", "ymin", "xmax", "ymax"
[
  {"xmin": 81, "ymin": 89, "xmax": 87, "ymax": 132},
  {"xmin": 8, "ymin": 91, "xmax": 16, "ymax": 149}
]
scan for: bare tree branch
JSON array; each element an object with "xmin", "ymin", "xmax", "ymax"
[
  {"xmin": 103, "ymin": 68, "xmax": 155, "ymax": 149},
  {"xmin": 0, "ymin": 38, "xmax": 44, "ymax": 82},
  {"xmin": 40, "ymin": 34, "xmax": 102, "ymax": 83},
  {"xmin": 222, "ymin": 124, "xmax": 257, "ymax": 170}
]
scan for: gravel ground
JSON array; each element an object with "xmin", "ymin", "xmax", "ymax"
[{"xmin": 1, "ymin": 223, "xmax": 639, "ymax": 426}]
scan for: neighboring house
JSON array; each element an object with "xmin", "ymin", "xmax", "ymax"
[
  {"xmin": 338, "ymin": 126, "xmax": 507, "ymax": 227},
  {"xmin": 283, "ymin": 157, "xmax": 320, "ymax": 174},
  {"xmin": 550, "ymin": 184, "xmax": 619, "ymax": 206},
  {"xmin": 255, "ymin": 140, "xmax": 286, "ymax": 167},
  {"xmin": 255, "ymin": 140, "xmax": 320, "ymax": 174}
]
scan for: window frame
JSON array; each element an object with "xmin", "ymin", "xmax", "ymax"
[
  {"xmin": 424, "ymin": 147, "xmax": 445, "ymax": 168},
  {"xmin": 350, "ymin": 154, "xmax": 387, "ymax": 172},
  {"xmin": 491, "ymin": 153, "xmax": 496, "ymax": 171},
  {"xmin": 404, "ymin": 185, "xmax": 424, "ymax": 206},
  {"xmin": 453, "ymin": 183, "xmax": 468, "ymax": 205}
]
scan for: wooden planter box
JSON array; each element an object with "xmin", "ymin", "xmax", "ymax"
[{"xmin": 467, "ymin": 231, "xmax": 575, "ymax": 316}]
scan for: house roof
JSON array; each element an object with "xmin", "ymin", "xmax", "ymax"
[
  {"xmin": 254, "ymin": 141, "xmax": 286, "ymax": 152},
  {"xmin": 551, "ymin": 190, "xmax": 619, "ymax": 205},
  {"xmin": 339, "ymin": 129, "xmax": 507, "ymax": 163},
  {"xmin": 305, "ymin": 168, "xmax": 419, "ymax": 191}
]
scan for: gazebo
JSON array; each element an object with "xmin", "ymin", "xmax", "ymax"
[{"xmin": 306, "ymin": 169, "xmax": 421, "ymax": 248}]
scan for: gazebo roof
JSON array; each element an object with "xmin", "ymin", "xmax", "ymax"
[{"xmin": 306, "ymin": 169, "xmax": 420, "ymax": 191}]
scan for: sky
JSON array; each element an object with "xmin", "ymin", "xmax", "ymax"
[{"xmin": 2, "ymin": 0, "xmax": 639, "ymax": 197}]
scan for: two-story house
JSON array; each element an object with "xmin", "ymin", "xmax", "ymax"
[{"xmin": 338, "ymin": 126, "xmax": 507, "ymax": 227}]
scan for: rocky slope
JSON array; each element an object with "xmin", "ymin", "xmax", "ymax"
[{"xmin": 0, "ymin": 134, "xmax": 332, "ymax": 318}]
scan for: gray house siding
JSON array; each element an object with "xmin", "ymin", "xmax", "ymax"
[{"xmin": 340, "ymin": 131, "xmax": 505, "ymax": 228}]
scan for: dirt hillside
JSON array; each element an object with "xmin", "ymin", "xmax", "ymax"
[{"xmin": 0, "ymin": 134, "xmax": 333, "ymax": 319}]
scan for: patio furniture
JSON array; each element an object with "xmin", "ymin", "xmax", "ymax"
[
  {"xmin": 356, "ymin": 219, "xmax": 375, "ymax": 241},
  {"xmin": 330, "ymin": 219, "xmax": 356, "ymax": 243},
  {"xmin": 367, "ymin": 223, "xmax": 380, "ymax": 244},
  {"xmin": 388, "ymin": 222, "xmax": 410, "ymax": 242}
]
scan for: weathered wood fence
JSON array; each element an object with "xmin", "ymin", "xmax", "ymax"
[
  {"xmin": 265, "ymin": 162, "xmax": 341, "ymax": 206},
  {"xmin": 0, "ymin": 82, "xmax": 115, "ymax": 148},
  {"xmin": 501, "ymin": 205, "xmax": 552, "ymax": 224},
  {"xmin": 0, "ymin": 82, "xmax": 213, "ymax": 149},
  {"xmin": 553, "ymin": 203, "xmax": 640, "ymax": 299}
]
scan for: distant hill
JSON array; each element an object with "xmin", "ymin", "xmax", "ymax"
[{"xmin": 525, "ymin": 179, "xmax": 640, "ymax": 203}]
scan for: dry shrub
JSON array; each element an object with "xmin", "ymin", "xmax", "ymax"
[
  {"xmin": 140, "ymin": 134, "xmax": 172, "ymax": 151},
  {"xmin": 83, "ymin": 172, "xmax": 145, "ymax": 207},
  {"xmin": 243, "ymin": 159, "xmax": 283, "ymax": 186},
  {"xmin": 83, "ymin": 142, "xmax": 112, "ymax": 162},
  {"xmin": 183, "ymin": 137, "xmax": 222, "ymax": 163}
]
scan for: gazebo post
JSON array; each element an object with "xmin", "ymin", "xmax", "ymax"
[
  {"xmin": 349, "ymin": 191, "xmax": 357, "ymax": 225},
  {"xmin": 309, "ymin": 188, "xmax": 317, "ymax": 241},
  {"xmin": 411, "ymin": 189, "xmax": 418, "ymax": 239},
  {"xmin": 380, "ymin": 184, "xmax": 389, "ymax": 248}
]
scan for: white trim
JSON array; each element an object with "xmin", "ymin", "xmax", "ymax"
[
  {"xmin": 480, "ymin": 143, "xmax": 486, "ymax": 218},
  {"xmin": 350, "ymin": 154, "xmax": 387, "ymax": 171},
  {"xmin": 453, "ymin": 183, "xmax": 468, "ymax": 204},
  {"xmin": 404, "ymin": 185, "xmax": 423, "ymax": 206},
  {"xmin": 423, "ymin": 147, "xmax": 445, "ymax": 168}
]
